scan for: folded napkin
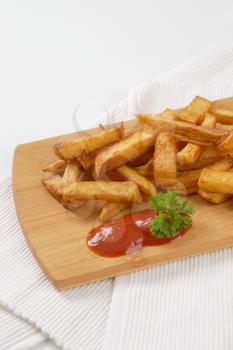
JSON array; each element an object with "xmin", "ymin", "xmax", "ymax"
[{"xmin": 1, "ymin": 43, "xmax": 233, "ymax": 350}]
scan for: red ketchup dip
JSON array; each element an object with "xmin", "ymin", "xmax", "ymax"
[{"xmin": 87, "ymin": 209, "xmax": 188, "ymax": 258}]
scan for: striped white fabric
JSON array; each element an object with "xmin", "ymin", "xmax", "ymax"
[{"xmin": 1, "ymin": 43, "xmax": 233, "ymax": 350}]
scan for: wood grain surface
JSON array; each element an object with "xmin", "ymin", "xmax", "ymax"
[{"xmin": 12, "ymin": 97, "xmax": 233, "ymax": 290}]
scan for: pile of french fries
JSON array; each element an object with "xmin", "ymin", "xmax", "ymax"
[{"xmin": 42, "ymin": 96, "xmax": 233, "ymax": 222}]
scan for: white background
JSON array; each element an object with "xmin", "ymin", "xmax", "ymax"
[{"xmin": 0, "ymin": 0, "xmax": 232, "ymax": 349}]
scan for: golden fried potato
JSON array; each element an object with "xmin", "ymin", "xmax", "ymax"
[
  {"xmin": 61, "ymin": 160, "xmax": 82, "ymax": 186},
  {"xmin": 127, "ymin": 149, "xmax": 154, "ymax": 167},
  {"xmin": 63, "ymin": 181, "xmax": 142, "ymax": 203},
  {"xmin": 54, "ymin": 123, "xmax": 124, "ymax": 160},
  {"xmin": 160, "ymin": 108, "xmax": 177, "ymax": 120},
  {"xmin": 43, "ymin": 172, "xmax": 84, "ymax": 209},
  {"xmin": 178, "ymin": 146, "xmax": 225, "ymax": 171},
  {"xmin": 198, "ymin": 189, "xmax": 232, "ymax": 204},
  {"xmin": 117, "ymin": 165, "xmax": 156, "ymax": 196},
  {"xmin": 42, "ymin": 174, "xmax": 63, "ymax": 203},
  {"xmin": 198, "ymin": 168, "xmax": 233, "ymax": 204},
  {"xmin": 94, "ymin": 130, "xmax": 156, "ymax": 179},
  {"xmin": 42, "ymin": 159, "xmax": 66, "ymax": 173},
  {"xmin": 99, "ymin": 202, "xmax": 130, "ymax": 222},
  {"xmin": 211, "ymin": 108, "xmax": 233, "ymax": 125},
  {"xmin": 218, "ymin": 132, "xmax": 233, "ymax": 151},
  {"xmin": 154, "ymin": 132, "xmax": 177, "ymax": 182},
  {"xmin": 137, "ymin": 115, "xmax": 228, "ymax": 145},
  {"xmin": 177, "ymin": 96, "xmax": 212, "ymax": 124},
  {"xmin": 201, "ymin": 113, "xmax": 216, "ymax": 128},
  {"xmin": 134, "ymin": 158, "xmax": 153, "ymax": 177},
  {"xmin": 198, "ymin": 169, "xmax": 233, "ymax": 194},
  {"xmin": 156, "ymin": 169, "xmax": 200, "ymax": 195},
  {"xmin": 77, "ymin": 153, "xmax": 95, "ymax": 171},
  {"xmin": 207, "ymin": 157, "xmax": 233, "ymax": 171},
  {"xmin": 177, "ymin": 143, "xmax": 202, "ymax": 165},
  {"xmin": 178, "ymin": 169, "xmax": 201, "ymax": 188},
  {"xmin": 216, "ymin": 123, "xmax": 233, "ymax": 131},
  {"xmin": 177, "ymin": 113, "xmax": 217, "ymax": 165}
]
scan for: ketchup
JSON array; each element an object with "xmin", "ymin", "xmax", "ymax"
[{"xmin": 87, "ymin": 209, "xmax": 189, "ymax": 258}]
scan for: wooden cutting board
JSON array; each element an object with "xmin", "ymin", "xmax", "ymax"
[{"xmin": 13, "ymin": 97, "xmax": 233, "ymax": 290}]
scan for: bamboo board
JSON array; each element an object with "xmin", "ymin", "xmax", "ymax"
[{"xmin": 13, "ymin": 97, "xmax": 233, "ymax": 290}]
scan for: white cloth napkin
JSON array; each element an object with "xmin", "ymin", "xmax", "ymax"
[{"xmin": 1, "ymin": 43, "xmax": 233, "ymax": 350}]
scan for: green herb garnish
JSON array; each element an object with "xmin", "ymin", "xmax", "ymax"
[{"xmin": 148, "ymin": 191, "xmax": 194, "ymax": 238}]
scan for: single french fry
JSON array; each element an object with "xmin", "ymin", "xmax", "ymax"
[
  {"xmin": 43, "ymin": 172, "xmax": 84, "ymax": 209},
  {"xmin": 178, "ymin": 169, "xmax": 201, "ymax": 188},
  {"xmin": 54, "ymin": 123, "xmax": 124, "ymax": 160},
  {"xmin": 160, "ymin": 108, "xmax": 177, "ymax": 120},
  {"xmin": 42, "ymin": 175, "xmax": 63, "ymax": 203},
  {"xmin": 201, "ymin": 113, "xmax": 216, "ymax": 128},
  {"xmin": 198, "ymin": 169, "xmax": 233, "ymax": 194},
  {"xmin": 63, "ymin": 181, "xmax": 142, "ymax": 203},
  {"xmin": 156, "ymin": 169, "xmax": 200, "ymax": 194},
  {"xmin": 137, "ymin": 115, "xmax": 228, "ymax": 145},
  {"xmin": 178, "ymin": 146, "xmax": 225, "ymax": 171},
  {"xmin": 42, "ymin": 159, "xmax": 66, "ymax": 173},
  {"xmin": 218, "ymin": 132, "xmax": 233, "ymax": 151},
  {"xmin": 198, "ymin": 168, "xmax": 233, "ymax": 204},
  {"xmin": 127, "ymin": 149, "xmax": 154, "ymax": 167},
  {"xmin": 177, "ymin": 113, "xmax": 217, "ymax": 165},
  {"xmin": 154, "ymin": 132, "xmax": 177, "ymax": 182},
  {"xmin": 198, "ymin": 189, "xmax": 232, "ymax": 204},
  {"xmin": 177, "ymin": 143, "xmax": 202, "ymax": 165},
  {"xmin": 207, "ymin": 157, "xmax": 233, "ymax": 171},
  {"xmin": 99, "ymin": 202, "xmax": 130, "ymax": 222},
  {"xmin": 177, "ymin": 96, "xmax": 212, "ymax": 124},
  {"xmin": 117, "ymin": 165, "xmax": 156, "ymax": 196},
  {"xmin": 216, "ymin": 123, "xmax": 233, "ymax": 131},
  {"xmin": 61, "ymin": 161, "xmax": 82, "ymax": 186},
  {"xmin": 211, "ymin": 108, "xmax": 233, "ymax": 125},
  {"xmin": 94, "ymin": 130, "xmax": 157, "ymax": 179},
  {"xmin": 77, "ymin": 153, "xmax": 95, "ymax": 171},
  {"xmin": 134, "ymin": 158, "xmax": 153, "ymax": 177}
]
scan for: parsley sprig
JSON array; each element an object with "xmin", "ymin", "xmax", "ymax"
[{"xmin": 148, "ymin": 191, "xmax": 194, "ymax": 238}]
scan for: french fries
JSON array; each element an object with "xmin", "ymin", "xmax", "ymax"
[
  {"xmin": 177, "ymin": 96, "xmax": 211, "ymax": 124},
  {"xmin": 198, "ymin": 166, "xmax": 233, "ymax": 204},
  {"xmin": 178, "ymin": 146, "xmax": 224, "ymax": 171},
  {"xmin": 94, "ymin": 129, "xmax": 157, "ymax": 179},
  {"xmin": 218, "ymin": 132, "xmax": 233, "ymax": 151},
  {"xmin": 160, "ymin": 109, "xmax": 177, "ymax": 120},
  {"xmin": 42, "ymin": 174, "xmax": 63, "ymax": 203},
  {"xmin": 127, "ymin": 149, "xmax": 154, "ymax": 167},
  {"xmin": 117, "ymin": 165, "xmax": 156, "ymax": 196},
  {"xmin": 216, "ymin": 123, "xmax": 233, "ymax": 131},
  {"xmin": 77, "ymin": 153, "xmax": 95, "ymax": 171},
  {"xmin": 54, "ymin": 123, "xmax": 124, "ymax": 160},
  {"xmin": 177, "ymin": 143, "xmax": 202, "ymax": 165},
  {"xmin": 211, "ymin": 108, "xmax": 233, "ymax": 125},
  {"xmin": 42, "ymin": 96, "xmax": 233, "ymax": 217},
  {"xmin": 99, "ymin": 202, "xmax": 130, "ymax": 222},
  {"xmin": 177, "ymin": 113, "xmax": 217, "ymax": 165},
  {"xmin": 207, "ymin": 157, "xmax": 233, "ymax": 171},
  {"xmin": 198, "ymin": 189, "xmax": 232, "ymax": 204},
  {"xmin": 42, "ymin": 159, "xmax": 66, "ymax": 173},
  {"xmin": 201, "ymin": 113, "xmax": 216, "ymax": 128},
  {"xmin": 63, "ymin": 181, "xmax": 142, "ymax": 203},
  {"xmin": 156, "ymin": 169, "xmax": 200, "ymax": 195},
  {"xmin": 137, "ymin": 115, "xmax": 228, "ymax": 145},
  {"xmin": 198, "ymin": 169, "xmax": 233, "ymax": 194},
  {"xmin": 61, "ymin": 161, "xmax": 82, "ymax": 186},
  {"xmin": 154, "ymin": 132, "xmax": 177, "ymax": 182},
  {"xmin": 134, "ymin": 158, "xmax": 153, "ymax": 177}
]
